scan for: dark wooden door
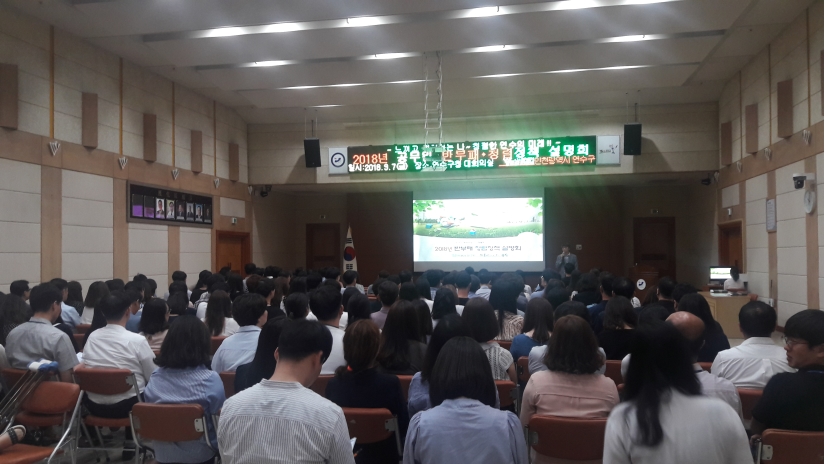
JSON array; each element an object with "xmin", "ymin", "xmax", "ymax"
[
  {"xmin": 633, "ymin": 217, "xmax": 676, "ymax": 280},
  {"xmin": 215, "ymin": 231, "xmax": 250, "ymax": 274},
  {"xmin": 306, "ymin": 224, "xmax": 340, "ymax": 270},
  {"xmin": 718, "ymin": 222, "xmax": 743, "ymax": 270}
]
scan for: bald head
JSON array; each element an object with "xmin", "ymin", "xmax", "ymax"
[{"xmin": 667, "ymin": 311, "xmax": 705, "ymax": 342}]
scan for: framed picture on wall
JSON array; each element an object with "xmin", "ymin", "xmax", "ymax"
[
  {"xmin": 127, "ymin": 182, "xmax": 213, "ymax": 229},
  {"xmin": 166, "ymin": 200, "xmax": 175, "ymax": 219},
  {"xmin": 143, "ymin": 197, "xmax": 155, "ymax": 218},
  {"xmin": 176, "ymin": 200, "xmax": 186, "ymax": 220},
  {"xmin": 155, "ymin": 198, "xmax": 165, "ymax": 218},
  {"xmin": 195, "ymin": 204, "xmax": 203, "ymax": 222},
  {"xmin": 186, "ymin": 203, "xmax": 195, "ymax": 221},
  {"xmin": 131, "ymin": 194, "xmax": 144, "ymax": 217},
  {"xmin": 204, "ymin": 205, "xmax": 212, "ymax": 224}
]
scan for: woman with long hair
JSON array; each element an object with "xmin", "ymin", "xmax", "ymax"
[
  {"xmin": 603, "ymin": 324, "xmax": 752, "ymax": 463},
  {"xmin": 377, "ymin": 300, "xmax": 426, "ymax": 374},
  {"xmin": 144, "ymin": 316, "xmax": 225, "ymax": 464},
  {"xmin": 139, "ymin": 299, "xmax": 170, "ymax": 351},
  {"xmin": 326, "ymin": 320, "xmax": 409, "ymax": 464},
  {"xmin": 489, "ymin": 281, "xmax": 524, "ymax": 341},
  {"xmin": 403, "ymin": 337, "xmax": 528, "ymax": 464},
  {"xmin": 345, "ymin": 293, "xmax": 372, "ymax": 326},
  {"xmin": 461, "ymin": 298, "xmax": 517, "ymax": 383},
  {"xmin": 412, "ymin": 299, "xmax": 433, "ymax": 343},
  {"xmin": 203, "ymin": 290, "xmax": 238, "ymax": 337},
  {"xmin": 81, "ymin": 281, "xmax": 109, "ymax": 324},
  {"xmin": 598, "ymin": 296, "xmax": 638, "ymax": 360},
  {"xmin": 66, "ymin": 281, "xmax": 84, "ymax": 314},
  {"xmin": 431, "ymin": 287, "xmax": 458, "ymax": 328},
  {"xmin": 677, "ymin": 293, "xmax": 730, "ymax": 362},
  {"xmin": 284, "ymin": 292, "xmax": 310, "ymax": 320},
  {"xmin": 234, "ymin": 317, "xmax": 286, "ymax": 393},
  {"xmin": 0, "ymin": 294, "xmax": 31, "ymax": 345},
  {"xmin": 510, "ymin": 297, "xmax": 554, "ymax": 363}
]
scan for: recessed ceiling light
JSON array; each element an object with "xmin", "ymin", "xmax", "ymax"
[
  {"xmin": 463, "ymin": 6, "xmax": 501, "ymax": 18},
  {"xmin": 346, "ymin": 16, "xmax": 384, "ymax": 27},
  {"xmin": 281, "ymin": 79, "xmax": 423, "ymax": 90},
  {"xmin": 252, "ymin": 60, "xmax": 291, "ymax": 67},
  {"xmin": 311, "ymin": 105, "xmax": 343, "ymax": 108},
  {"xmin": 603, "ymin": 34, "xmax": 654, "ymax": 43},
  {"xmin": 205, "ymin": 27, "xmax": 246, "ymax": 38},
  {"xmin": 469, "ymin": 45, "xmax": 508, "ymax": 53},
  {"xmin": 262, "ymin": 23, "xmax": 304, "ymax": 33},
  {"xmin": 373, "ymin": 53, "xmax": 414, "ymax": 60}
]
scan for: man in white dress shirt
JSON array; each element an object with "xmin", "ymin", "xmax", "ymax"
[
  {"xmin": 711, "ymin": 301, "xmax": 794, "ymax": 388},
  {"xmin": 309, "ymin": 285, "xmax": 346, "ymax": 375}
]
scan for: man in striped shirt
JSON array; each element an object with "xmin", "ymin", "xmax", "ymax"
[{"xmin": 218, "ymin": 319, "xmax": 355, "ymax": 464}]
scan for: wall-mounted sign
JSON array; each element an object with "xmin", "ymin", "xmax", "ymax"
[
  {"xmin": 347, "ymin": 136, "xmax": 597, "ymax": 173},
  {"xmin": 596, "ymin": 135, "xmax": 621, "ymax": 165},
  {"xmin": 766, "ymin": 198, "xmax": 776, "ymax": 232},
  {"xmin": 329, "ymin": 147, "xmax": 349, "ymax": 175},
  {"xmin": 128, "ymin": 182, "xmax": 212, "ymax": 228}
]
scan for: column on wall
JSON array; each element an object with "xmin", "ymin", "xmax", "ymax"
[
  {"xmin": 744, "ymin": 174, "xmax": 770, "ymax": 300},
  {"xmin": 0, "ymin": 159, "xmax": 41, "ymax": 293},
  {"xmin": 774, "ymin": 161, "xmax": 810, "ymax": 325},
  {"xmin": 128, "ymin": 223, "xmax": 168, "ymax": 289},
  {"xmin": 180, "ymin": 227, "xmax": 211, "ymax": 289}
]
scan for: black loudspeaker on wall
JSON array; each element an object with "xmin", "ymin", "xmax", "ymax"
[
  {"xmin": 304, "ymin": 138, "xmax": 321, "ymax": 168},
  {"xmin": 624, "ymin": 123, "xmax": 642, "ymax": 156}
]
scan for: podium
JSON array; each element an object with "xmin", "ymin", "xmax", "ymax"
[{"xmin": 700, "ymin": 292, "xmax": 751, "ymax": 339}]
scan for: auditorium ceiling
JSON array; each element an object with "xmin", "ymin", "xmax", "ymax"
[{"xmin": 2, "ymin": 0, "xmax": 814, "ymax": 124}]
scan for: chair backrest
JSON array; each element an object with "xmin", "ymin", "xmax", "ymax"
[
  {"xmin": 738, "ymin": 388, "xmax": 763, "ymax": 421},
  {"xmin": 73, "ymin": 333, "xmax": 85, "ymax": 351},
  {"xmin": 131, "ymin": 403, "xmax": 208, "ymax": 443},
  {"xmin": 210, "ymin": 336, "xmax": 227, "ymax": 355},
  {"xmin": 21, "ymin": 381, "xmax": 81, "ymax": 415},
  {"xmin": 528, "ymin": 415, "xmax": 608, "ymax": 460},
  {"xmin": 219, "ymin": 371, "xmax": 236, "ymax": 398},
  {"xmin": 1, "ymin": 368, "xmax": 28, "ymax": 389},
  {"xmin": 517, "ymin": 357, "xmax": 530, "ymax": 383},
  {"xmin": 341, "ymin": 407, "xmax": 395, "ymax": 444},
  {"xmin": 310, "ymin": 374, "xmax": 333, "ymax": 397},
  {"xmin": 396, "ymin": 375, "xmax": 413, "ymax": 402},
  {"xmin": 697, "ymin": 362, "xmax": 712, "ymax": 373},
  {"xmin": 759, "ymin": 429, "xmax": 825, "ymax": 464},
  {"xmin": 603, "ymin": 360, "xmax": 623, "ymax": 385},
  {"xmin": 497, "ymin": 340, "xmax": 512, "ymax": 351},
  {"xmin": 73, "ymin": 368, "xmax": 138, "ymax": 396},
  {"xmin": 495, "ymin": 380, "xmax": 517, "ymax": 409},
  {"xmin": 75, "ymin": 324, "xmax": 92, "ymax": 335}
]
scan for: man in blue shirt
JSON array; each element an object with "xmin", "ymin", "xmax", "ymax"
[
  {"xmin": 49, "ymin": 278, "xmax": 80, "ymax": 331},
  {"xmin": 588, "ymin": 274, "xmax": 614, "ymax": 334},
  {"xmin": 212, "ymin": 294, "xmax": 268, "ymax": 373}
]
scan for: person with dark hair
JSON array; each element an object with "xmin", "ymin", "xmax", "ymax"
[
  {"xmin": 454, "ymin": 271, "xmax": 472, "ymax": 304},
  {"xmin": 399, "ymin": 270, "xmax": 412, "ymax": 284},
  {"xmin": 542, "ymin": 286, "xmax": 571, "ymax": 311},
  {"xmin": 194, "ymin": 276, "xmax": 229, "ymax": 318},
  {"xmin": 431, "ymin": 287, "xmax": 458, "ymax": 327},
  {"xmin": 414, "ymin": 276, "xmax": 432, "ymax": 301},
  {"xmin": 167, "ymin": 291, "xmax": 191, "ymax": 317},
  {"xmin": 656, "ymin": 276, "xmax": 677, "ymax": 308},
  {"xmin": 371, "ymin": 280, "xmax": 399, "ymax": 330},
  {"xmin": 143, "ymin": 279, "xmax": 158, "ymax": 303},
  {"xmin": 521, "ymin": 315, "xmax": 618, "ymax": 463},
  {"xmin": 308, "ymin": 285, "xmax": 347, "ymax": 374},
  {"xmin": 190, "ymin": 270, "xmax": 212, "ymax": 304},
  {"xmin": 217, "ymin": 320, "xmax": 353, "ymax": 464},
  {"xmin": 612, "ymin": 277, "xmax": 641, "ymax": 308},
  {"xmin": 49, "ymin": 278, "xmax": 80, "ymax": 331},
  {"xmin": 711, "ymin": 301, "xmax": 793, "ymax": 388},
  {"xmin": 80, "ymin": 281, "xmax": 109, "ymax": 324},
  {"xmin": 305, "ymin": 272, "xmax": 323, "ymax": 292},
  {"xmin": 212, "ymin": 294, "xmax": 268, "ymax": 373},
  {"xmin": 284, "ymin": 292, "xmax": 310, "ymax": 320},
  {"xmin": 423, "ymin": 269, "xmax": 443, "ymax": 299},
  {"xmin": 555, "ymin": 244, "xmax": 578, "ymax": 275},
  {"xmin": 341, "ymin": 270, "xmax": 364, "ymax": 294},
  {"xmin": 603, "ymin": 324, "xmax": 751, "ymax": 463},
  {"xmin": 528, "ymin": 301, "xmax": 608, "ymax": 376},
  {"xmin": 462, "ymin": 299, "xmax": 516, "ymax": 382},
  {"xmin": 666, "ymin": 312, "xmax": 742, "ymax": 417},
  {"xmin": 252, "ymin": 278, "xmax": 286, "ymax": 322},
  {"xmin": 586, "ymin": 273, "xmax": 614, "ymax": 333},
  {"xmin": 529, "ymin": 268, "xmax": 556, "ymax": 301},
  {"xmin": 203, "ymin": 290, "xmax": 239, "ymax": 336},
  {"xmin": 467, "ymin": 274, "xmax": 481, "ymax": 299},
  {"xmin": 327, "ymin": 320, "xmax": 409, "ymax": 463},
  {"xmin": 489, "ymin": 280, "xmax": 524, "ymax": 341},
  {"xmin": 671, "ymin": 283, "xmax": 698, "ymax": 305},
  {"xmin": 723, "ymin": 266, "xmax": 745, "ymax": 291},
  {"xmin": 0, "ymin": 293, "xmax": 31, "ymax": 346},
  {"xmin": 6, "ymin": 283, "xmax": 77, "ymax": 381},
  {"xmin": 397, "ymin": 282, "xmax": 419, "ymax": 302},
  {"xmin": 750, "ymin": 309, "xmax": 823, "ymax": 437},
  {"xmin": 123, "ymin": 286, "xmax": 145, "ymax": 333},
  {"xmin": 167, "ymin": 280, "xmax": 189, "ymax": 300},
  {"xmin": 9, "ymin": 280, "xmax": 29, "ymax": 301},
  {"xmin": 597, "ymin": 296, "xmax": 638, "ymax": 360},
  {"xmin": 226, "ymin": 273, "xmax": 245, "ymax": 301},
  {"xmin": 377, "ymin": 301, "xmax": 427, "ymax": 375},
  {"xmin": 106, "ymin": 279, "xmax": 125, "ymax": 292},
  {"xmin": 234, "ymin": 318, "xmax": 286, "ymax": 394},
  {"xmin": 412, "ymin": 299, "xmax": 433, "ymax": 343},
  {"xmin": 571, "ymin": 273, "xmax": 601, "ymax": 307},
  {"xmin": 678, "ymin": 293, "xmax": 730, "ymax": 362},
  {"xmin": 472, "ymin": 270, "xmax": 494, "ymax": 300},
  {"xmin": 242, "ymin": 263, "xmax": 257, "ymax": 292},
  {"xmin": 163, "ymin": 270, "xmax": 190, "ymax": 300},
  {"xmin": 66, "ymin": 281, "xmax": 84, "ymax": 313},
  {"xmin": 139, "ymin": 299, "xmax": 170, "ymax": 351},
  {"xmin": 345, "ymin": 293, "xmax": 372, "ymax": 328},
  {"xmin": 144, "ymin": 316, "xmax": 225, "ymax": 464},
  {"xmin": 403, "ymin": 336, "xmax": 527, "ymax": 464},
  {"xmin": 510, "ymin": 298, "xmax": 554, "ymax": 364}
]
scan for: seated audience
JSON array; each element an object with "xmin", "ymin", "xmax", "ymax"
[
  {"xmin": 397, "ymin": 282, "xmax": 419, "ymax": 303},
  {"xmin": 309, "ymin": 285, "xmax": 347, "ymax": 375},
  {"xmin": 6, "ymin": 283, "xmax": 78, "ymax": 381},
  {"xmin": 529, "ymin": 268, "xmax": 555, "ymax": 300},
  {"xmin": 678, "ymin": 293, "xmax": 730, "ymax": 362},
  {"xmin": 80, "ymin": 281, "xmax": 109, "ymax": 325},
  {"xmin": 235, "ymin": 318, "xmax": 286, "ymax": 394},
  {"xmin": 203, "ymin": 290, "xmax": 239, "ymax": 337},
  {"xmin": 144, "ymin": 316, "xmax": 225, "ymax": 464},
  {"xmin": 9, "ymin": 280, "xmax": 29, "ymax": 301},
  {"xmin": 66, "ymin": 281, "xmax": 84, "ymax": 315},
  {"xmin": 0, "ymin": 293, "xmax": 31, "ymax": 346},
  {"xmin": 163, "ymin": 270, "xmax": 190, "ymax": 300},
  {"xmin": 412, "ymin": 299, "xmax": 433, "ymax": 343},
  {"xmin": 403, "ymin": 337, "xmax": 528, "ymax": 464},
  {"xmin": 326, "ymin": 320, "xmax": 409, "ymax": 463},
  {"xmin": 620, "ymin": 304, "xmax": 675, "ymax": 378},
  {"xmin": 670, "ymin": 283, "xmax": 698, "ymax": 305},
  {"xmin": 602, "ymin": 324, "xmax": 752, "ymax": 463},
  {"xmin": 431, "ymin": 287, "xmax": 459, "ymax": 328},
  {"xmin": 195, "ymin": 280, "xmax": 230, "ymax": 319},
  {"xmin": 190, "ymin": 270, "xmax": 212, "ymax": 304},
  {"xmin": 612, "ymin": 277, "xmax": 641, "ymax": 308},
  {"xmin": 751, "ymin": 309, "xmax": 823, "ymax": 436},
  {"xmin": 598, "ymin": 296, "xmax": 638, "ymax": 360},
  {"xmin": 667, "ymin": 312, "xmax": 742, "ymax": 418},
  {"xmin": 211, "ymin": 294, "xmax": 268, "ymax": 373},
  {"xmin": 510, "ymin": 298, "xmax": 553, "ymax": 363},
  {"xmin": 587, "ymin": 274, "xmax": 614, "ymax": 333},
  {"xmin": 571, "ymin": 273, "xmax": 601, "ymax": 307},
  {"xmin": 217, "ymin": 320, "xmax": 354, "ymax": 464},
  {"xmin": 254, "ymin": 278, "xmax": 288, "ymax": 321},
  {"xmin": 284, "ymin": 292, "xmax": 310, "ymax": 320},
  {"xmin": 415, "ymin": 275, "xmax": 432, "ymax": 303},
  {"xmin": 520, "ymin": 315, "xmax": 619, "ymax": 464},
  {"xmin": 122, "ymin": 287, "xmax": 144, "ymax": 333},
  {"xmin": 455, "ymin": 271, "xmax": 472, "ymax": 305},
  {"xmin": 654, "ymin": 277, "xmax": 677, "ymax": 310},
  {"xmin": 49, "ymin": 278, "xmax": 80, "ymax": 331},
  {"xmin": 377, "ymin": 301, "xmax": 427, "ymax": 374},
  {"xmin": 371, "ymin": 280, "xmax": 399, "ymax": 330},
  {"xmin": 468, "ymin": 274, "xmax": 481, "ymax": 299},
  {"xmin": 139, "ymin": 299, "xmax": 170, "ymax": 351},
  {"xmin": 489, "ymin": 281, "xmax": 524, "ymax": 341},
  {"xmin": 462, "ymin": 298, "xmax": 516, "ymax": 382},
  {"xmin": 167, "ymin": 291, "xmax": 192, "ymax": 317},
  {"xmin": 345, "ymin": 293, "xmax": 371, "ymax": 326},
  {"xmin": 711, "ymin": 301, "xmax": 794, "ymax": 388},
  {"xmin": 226, "ymin": 273, "xmax": 245, "ymax": 301},
  {"xmin": 528, "ymin": 301, "xmax": 607, "ymax": 375}
]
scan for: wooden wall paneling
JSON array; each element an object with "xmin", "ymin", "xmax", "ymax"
[
  {"xmin": 143, "ymin": 113, "xmax": 157, "ymax": 162},
  {"xmin": 720, "ymin": 121, "xmax": 733, "ymax": 166},
  {"xmin": 777, "ymin": 80, "xmax": 794, "ymax": 138},
  {"xmin": 60, "ymin": 143, "xmax": 114, "ymax": 178},
  {"xmin": 766, "ymin": 170, "xmax": 778, "ymax": 306},
  {"xmin": 346, "ymin": 192, "xmax": 413, "ymax": 283},
  {"xmin": 744, "ymin": 103, "xmax": 759, "ymax": 154},
  {"xmin": 40, "ymin": 166, "xmax": 61, "ymax": 281},
  {"xmin": 168, "ymin": 225, "xmax": 180, "ymax": 284},
  {"xmin": 81, "ymin": 92, "xmax": 98, "ymax": 149},
  {"xmin": 113, "ymin": 178, "xmax": 129, "ymax": 280},
  {"xmin": 228, "ymin": 143, "xmax": 239, "ymax": 182},
  {"xmin": 191, "ymin": 130, "xmax": 203, "ymax": 173},
  {"xmin": 0, "ymin": 63, "xmax": 18, "ymax": 129},
  {"xmin": 0, "ymin": 128, "xmax": 40, "ymax": 165}
]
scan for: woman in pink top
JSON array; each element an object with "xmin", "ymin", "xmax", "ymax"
[{"xmin": 520, "ymin": 315, "xmax": 620, "ymax": 464}]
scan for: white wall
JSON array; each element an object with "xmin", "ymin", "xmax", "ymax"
[
  {"xmin": 180, "ymin": 227, "xmax": 211, "ymax": 289},
  {"xmin": 128, "ymin": 222, "xmax": 168, "ymax": 290},
  {"xmin": 62, "ymin": 170, "xmax": 113, "ymax": 291},
  {"xmin": 0, "ymin": 159, "xmax": 40, "ymax": 293},
  {"xmin": 774, "ymin": 160, "xmax": 809, "ymax": 325},
  {"xmin": 744, "ymin": 174, "xmax": 770, "ymax": 299}
]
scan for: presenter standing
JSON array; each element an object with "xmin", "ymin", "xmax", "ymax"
[{"xmin": 555, "ymin": 245, "xmax": 578, "ymax": 275}]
